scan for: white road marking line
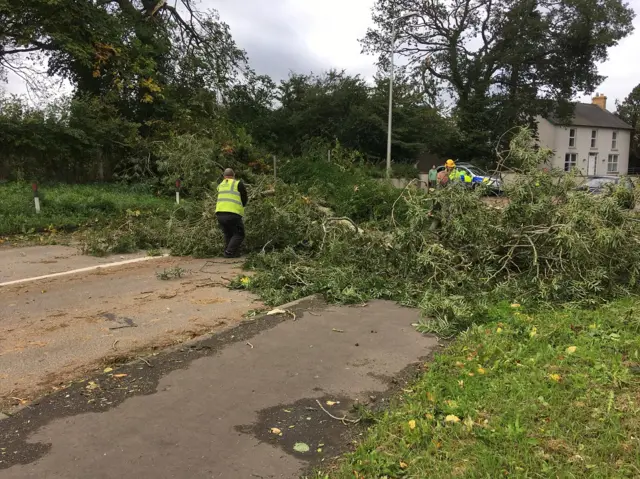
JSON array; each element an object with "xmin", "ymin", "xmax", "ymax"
[{"xmin": 0, "ymin": 254, "xmax": 169, "ymax": 288}]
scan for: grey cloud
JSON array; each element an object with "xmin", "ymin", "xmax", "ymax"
[{"xmin": 210, "ymin": 0, "xmax": 332, "ymax": 81}]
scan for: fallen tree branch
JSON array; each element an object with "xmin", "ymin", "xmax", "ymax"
[{"xmin": 315, "ymin": 399, "xmax": 360, "ymax": 425}]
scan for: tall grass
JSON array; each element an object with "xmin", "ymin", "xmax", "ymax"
[{"xmin": 0, "ymin": 182, "xmax": 174, "ymax": 236}]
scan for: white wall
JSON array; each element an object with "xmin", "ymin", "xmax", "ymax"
[
  {"xmin": 536, "ymin": 116, "xmax": 556, "ymax": 151},
  {"xmin": 537, "ymin": 117, "xmax": 630, "ymax": 175}
]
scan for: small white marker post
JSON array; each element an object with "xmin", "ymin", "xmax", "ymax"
[
  {"xmin": 32, "ymin": 182, "xmax": 41, "ymax": 214},
  {"xmin": 175, "ymin": 179, "xmax": 181, "ymax": 204},
  {"xmin": 273, "ymin": 155, "xmax": 277, "ymax": 182}
]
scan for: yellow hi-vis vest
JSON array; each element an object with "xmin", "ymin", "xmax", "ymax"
[
  {"xmin": 215, "ymin": 179, "xmax": 245, "ymax": 216},
  {"xmin": 449, "ymin": 168, "xmax": 472, "ymax": 184}
]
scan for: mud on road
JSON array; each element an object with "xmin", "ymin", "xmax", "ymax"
[{"xmin": 0, "ymin": 246, "xmax": 261, "ymax": 411}]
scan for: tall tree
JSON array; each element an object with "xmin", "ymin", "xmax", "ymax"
[
  {"xmin": 262, "ymin": 70, "xmax": 457, "ymax": 161},
  {"xmin": 0, "ymin": 0, "xmax": 247, "ymax": 102},
  {"xmin": 362, "ymin": 0, "xmax": 635, "ymax": 160},
  {"xmin": 616, "ymin": 83, "xmax": 640, "ymax": 169}
]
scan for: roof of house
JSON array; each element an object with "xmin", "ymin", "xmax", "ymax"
[{"xmin": 547, "ymin": 103, "xmax": 632, "ymax": 130}]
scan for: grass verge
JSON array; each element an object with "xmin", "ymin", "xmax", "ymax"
[
  {"xmin": 322, "ymin": 300, "xmax": 640, "ymax": 478},
  {"xmin": 0, "ymin": 182, "xmax": 174, "ymax": 237}
]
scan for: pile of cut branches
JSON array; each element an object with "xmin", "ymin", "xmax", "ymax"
[
  {"xmin": 241, "ymin": 129, "xmax": 640, "ymax": 334},
  {"xmin": 80, "ymin": 129, "xmax": 640, "ymax": 335}
]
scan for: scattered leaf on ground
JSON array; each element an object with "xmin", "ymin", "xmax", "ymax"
[
  {"xmin": 113, "ymin": 373, "xmax": 128, "ymax": 378},
  {"xmin": 445, "ymin": 415, "xmax": 461, "ymax": 423},
  {"xmin": 103, "ymin": 367, "xmax": 113, "ymax": 373},
  {"xmin": 566, "ymin": 346, "xmax": 577, "ymax": 354},
  {"xmin": 408, "ymin": 420, "xmax": 416, "ymax": 430},
  {"xmin": 270, "ymin": 427, "xmax": 282, "ymax": 435},
  {"xmin": 463, "ymin": 417, "xmax": 475, "ymax": 429},
  {"xmin": 293, "ymin": 442, "xmax": 310, "ymax": 453}
]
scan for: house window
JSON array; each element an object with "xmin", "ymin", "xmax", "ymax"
[
  {"xmin": 612, "ymin": 131, "xmax": 618, "ymax": 150},
  {"xmin": 569, "ymin": 128, "xmax": 576, "ymax": 148},
  {"xmin": 607, "ymin": 154, "xmax": 619, "ymax": 173},
  {"xmin": 590, "ymin": 130, "xmax": 597, "ymax": 148},
  {"xmin": 564, "ymin": 153, "xmax": 577, "ymax": 171}
]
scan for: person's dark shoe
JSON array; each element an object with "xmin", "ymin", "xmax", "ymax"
[{"xmin": 223, "ymin": 252, "xmax": 240, "ymax": 258}]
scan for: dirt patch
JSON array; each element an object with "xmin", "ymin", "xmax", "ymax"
[{"xmin": 236, "ymin": 394, "xmax": 356, "ymax": 463}]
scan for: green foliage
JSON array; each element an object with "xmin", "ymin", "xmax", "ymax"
[
  {"xmin": 329, "ymin": 298, "xmax": 640, "ymax": 477},
  {"xmin": 1, "ymin": 0, "xmax": 248, "ymax": 183},
  {"xmin": 155, "ymin": 135, "xmax": 227, "ymax": 196},
  {"xmin": 238, "ymin": 129, "xmax": 640, "ymax": 336},
  {"xmin": 156, "ymin": 266, "xmax": 189, "ymax": 281},
  {"xmin": 278, "ymin": 147, "xmax": 410, "ymax": 225},
  {"xmin": 229, "ymin": 70, "xmax": 458, "ymax": 162},
  {"xmin": 0, "ymin": 182, "xmax": 172, "ymax": 237},
  {"xmin": 363, "ymin": 0, "xmax": 635, "ymax": 160},
  {"xmin": 616, "ymin": 83, "xmax": 640, "ymax": 166},
  {"xmin": 80, "ymin": 207, "xmax": 171, "ymax": 256}
]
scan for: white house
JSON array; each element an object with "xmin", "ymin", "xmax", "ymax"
[{"xmin": 537, "ymin": 94, "xmax": 633, "ymax": 176}]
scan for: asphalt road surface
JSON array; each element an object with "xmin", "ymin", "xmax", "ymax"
[
  {"xmin": 0, "ymin": 246, "xmax": 260, "ymax": 409},
  {"xmin": 0, "ymin": 246, "xmax": 438, "ymax": 478}
]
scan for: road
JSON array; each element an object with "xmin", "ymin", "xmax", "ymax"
[
  {"xmin": 0, "ymin": 245, "xmax": 439, "ymax": 478},
  {"xmin": 0, "ymin": 245, "xmax": 260, "ymax": 409}
]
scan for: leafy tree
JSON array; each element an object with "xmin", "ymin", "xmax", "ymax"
[
  {"xmin": 225, "ymin": 72, "xmax": 277, "ymax": 146},
  {"xmin": 616, "ymin": 83, "xmax": 640, "ymax": 168},
  {"xmin": 362, "ymin": 0, "xmax": 635, "ymax": 160},
  {"xmin": 264, "ymin": 70, "xmax": 458, "ymax": 162},
  {"xmin": 0, "ymin": 92, "xmax": 140, "ymax": 181},
  {"xmin": 1, "ymin": 0, "xmax": 250, "ymax": 180},
  {"xmin": 1, "ymin": 1, "xmax": 246, "ymax": 95}
]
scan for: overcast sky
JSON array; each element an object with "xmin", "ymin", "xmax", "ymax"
[{"xmin": 3, "ymin": 0, "xmax": 640, "ymax": 110}]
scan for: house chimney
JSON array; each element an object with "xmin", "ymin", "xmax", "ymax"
[{"xmin": 592, "ymin": 92, "xmax": 607, "ymax": 110}]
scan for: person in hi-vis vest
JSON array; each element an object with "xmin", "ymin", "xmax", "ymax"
[{"xmin": 215, "ymin": 168, "xmax": 248, "ymax": 258}]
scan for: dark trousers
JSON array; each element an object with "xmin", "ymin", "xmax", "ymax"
[{"xmin": 216, "ymin": 212, "xmax": 245, "ymax": 257}]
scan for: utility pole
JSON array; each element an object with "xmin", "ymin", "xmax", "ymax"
[
  {"xmin": 386, "ymin": 21, "xmax": 396, "ymax": 179},
  {"xmin": 386, "ymin": 12, "xmax": 419, "ymax": 179}
]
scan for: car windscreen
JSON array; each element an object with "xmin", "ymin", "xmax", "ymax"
[
  {"xmin": 463, "ymin": 165, "xmax": 490, "ymax": 177},
  {"xmin": 585, "ymin": 178, "xmax": 618, "ymax": 188}
]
